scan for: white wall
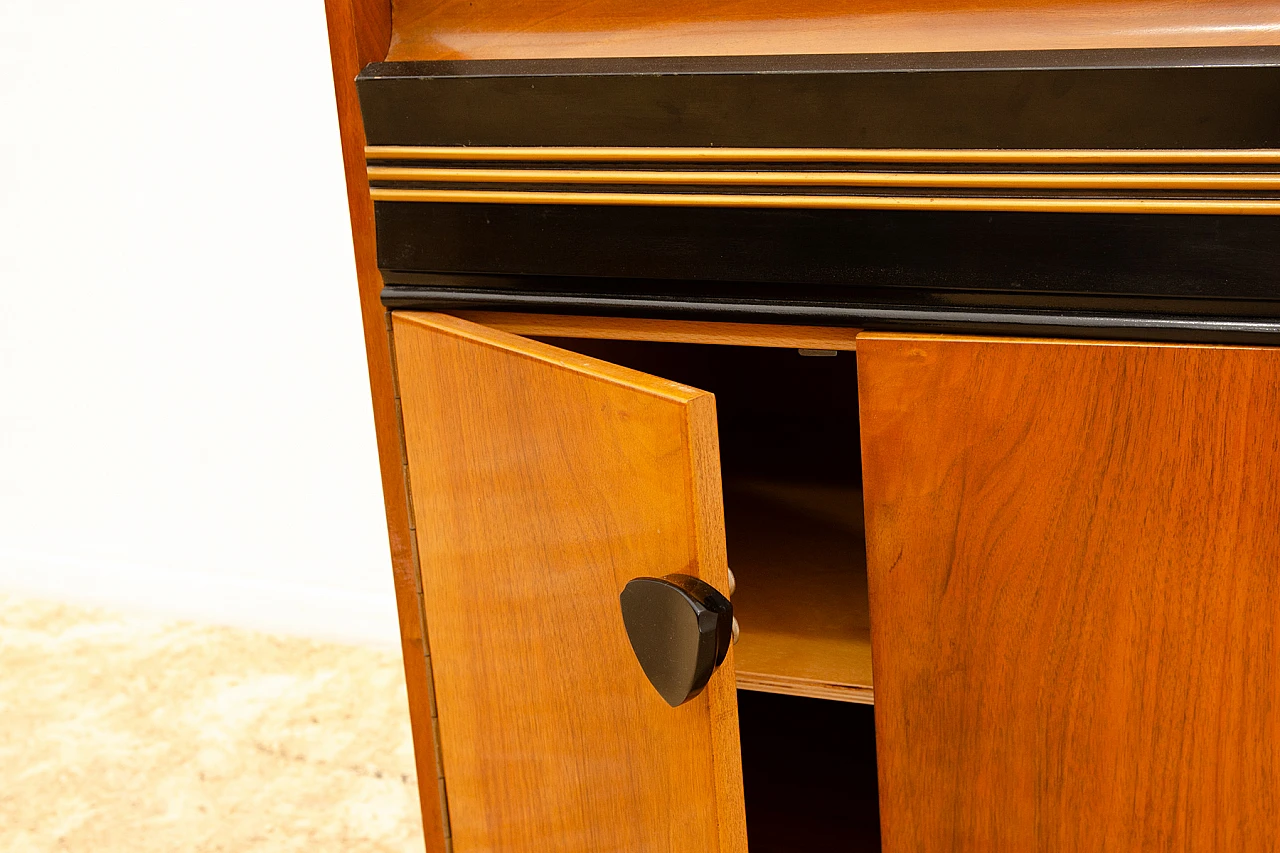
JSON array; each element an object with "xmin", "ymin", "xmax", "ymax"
[{"xmin": 0, "ymin": 0, "xmax": 399, "ymax": 646}]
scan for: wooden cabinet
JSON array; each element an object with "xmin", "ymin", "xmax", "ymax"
[
  {"xmin": 393, "ymin": 314, "xmax": 881, "ymax": 849},
  {"xmin": 322, "ymin": 3, "xmax": 1280, "ymax": 849},
  {"xmin": 388, "ymin": 315, "xmax": 1280, "ymax": 852}
]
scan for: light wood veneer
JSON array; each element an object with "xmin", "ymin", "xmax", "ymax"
[
  {"xmin": 455, "ymin": 313, "xmax": 860, "ymax": 351},
  {"xmin": 387, "ymin": 0, "xmax": 1280, "ymax": 61},
  {"xmin": 393, "ymin": 312, "xmax": 747, "ymax": 853},
  {"xmin": 728, "ymin": 480, "xmax": 873, "ymax": 705},
  {"xmin": 321, "ymin": 2, "xmax": 450, "ymax": 849}
]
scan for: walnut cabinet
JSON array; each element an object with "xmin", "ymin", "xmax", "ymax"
[
  {"xmin": 386, "ymin": 313, "xmax": 1280, "ymax": 852},
  {"xmin": 322, "ymin": 1, "xmax": 1280, "ymax": 848}
]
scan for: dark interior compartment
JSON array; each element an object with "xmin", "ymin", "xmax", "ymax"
[
  {"xmin": 738, "ymin": 690, "xmax": 881, "ymax": 852},
  {"xmin": 536, "ymin": 338, "xmax": 860, "ymax": 483}
]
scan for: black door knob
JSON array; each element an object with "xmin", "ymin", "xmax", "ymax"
[{"xmin": 619, "ymin": 574, "xmax": 734, "ymax": 707}]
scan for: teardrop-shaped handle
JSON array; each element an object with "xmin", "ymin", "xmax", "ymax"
[{"xmin": 619, "ymin": 574, "xmax": 734, "ymax": 707}]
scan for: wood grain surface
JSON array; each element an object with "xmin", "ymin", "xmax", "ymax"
[
  {"xmin": 392, "ymin": 312, "xmax": 747, "ymax": 853},
  {"xmin": 858, "ymin": 332, "xmax": 1280, "ymax": 851},
  {"xmin": 726, "ymin": 479, "xmax": 873, "ymax": 704},
  {"xmin": 387, "ymin": 0, "xmax": 1280, "ymax": 61},
  {"xmin": 456, "ymin": 313, "xmax": 859, "ymax": 351},
  {"xmin": 323, "ymin": 2, "xmax": 449, "ymax": 850}
]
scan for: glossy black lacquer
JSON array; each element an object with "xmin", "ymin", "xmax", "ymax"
[
  {"xmin": 358, "ymin": 48, "xmax": 1280, "ymax": 342},
  {"xmin": 359, "ymin": 48, "xmax": 1280, "ymax": 149},
  {"xmin": 374, "ymin": 203, "xmax": 1280, "ymax": 300},
  {"xmin": 380, "ymin": 279, "xmax": 1280, "ymax": 345},
  {"xmin": 620, "ymin": 574, "xmax": 733, "ymax": 708}
]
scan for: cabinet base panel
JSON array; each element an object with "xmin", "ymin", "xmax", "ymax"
[{"xmin": 737, "ymin": 672, "xmax": 873, "ymax": 704}]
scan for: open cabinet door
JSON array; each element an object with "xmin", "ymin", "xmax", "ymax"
[
  {"xmin": 391, "ymin": 312, "xmax": 746, "ymax": 853},
  {"xmin": 858, "ymin": 333, "xmax": 1280, "ymax": 851}
]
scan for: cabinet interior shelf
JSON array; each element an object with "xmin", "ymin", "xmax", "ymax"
[{"xmin": 725, "ymin": 478, "xmax": 873, "ymax": 705}]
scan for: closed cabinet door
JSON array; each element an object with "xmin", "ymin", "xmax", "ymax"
[
  {"xmin": 391, "ymin": 312, "xmax": 746, "ymax": 853},
  {"xmin": 858, "ymin": 333, "xmax": 1280, "ymax": 851}
]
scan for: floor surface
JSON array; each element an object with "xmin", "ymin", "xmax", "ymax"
[{"xmin": 0, "ymin": 592, "xmax": 426, "ymax": 852}]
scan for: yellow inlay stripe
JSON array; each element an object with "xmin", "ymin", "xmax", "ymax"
[
  {"xmin": 365, "ymin": 146, "xmax": 1280, "ymax": 165},
  {"xmin": 367, "ymin": 187, "xmax": 1280, "ymax": 215},
  {"xmin": 367, "ymin": 166, "xmax": 1280, "ymax": 191}
]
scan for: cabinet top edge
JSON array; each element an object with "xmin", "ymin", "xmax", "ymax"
[{"xmin": 361, "ymin": 45, "xmax": 1280, "ymax": 81}]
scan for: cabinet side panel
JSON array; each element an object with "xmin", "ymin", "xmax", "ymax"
[
  {"xmin": 394, "ymin": 312, "xmax": 743, "ymax": 853},
  {"xmin": 858, "ymin": 334, "xmax": 1280, "ymax": 851},
  {"xmin": 323, "ymin": 1, "xmax": 447, "ymax": 849}
]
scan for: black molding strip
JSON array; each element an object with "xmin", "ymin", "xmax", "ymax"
[
  {"xmin": 358, "ymin": 47, "xmax": 1280, "ymax": 149},
  {"xmin": 373, "ymin": 204, "xmax": 1280, "ymax": 302},
  {"xmin": 380, "ymin": 285, "xmax": 1280, "ymax": 345},
  {"xmin": 366, "ymin": 47, "xmax": 1280, "ymax": 79}
]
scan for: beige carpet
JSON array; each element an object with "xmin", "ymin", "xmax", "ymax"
[{"xmin": 0, "ymin": 592, "xmax": 426, "ymax": 852}]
